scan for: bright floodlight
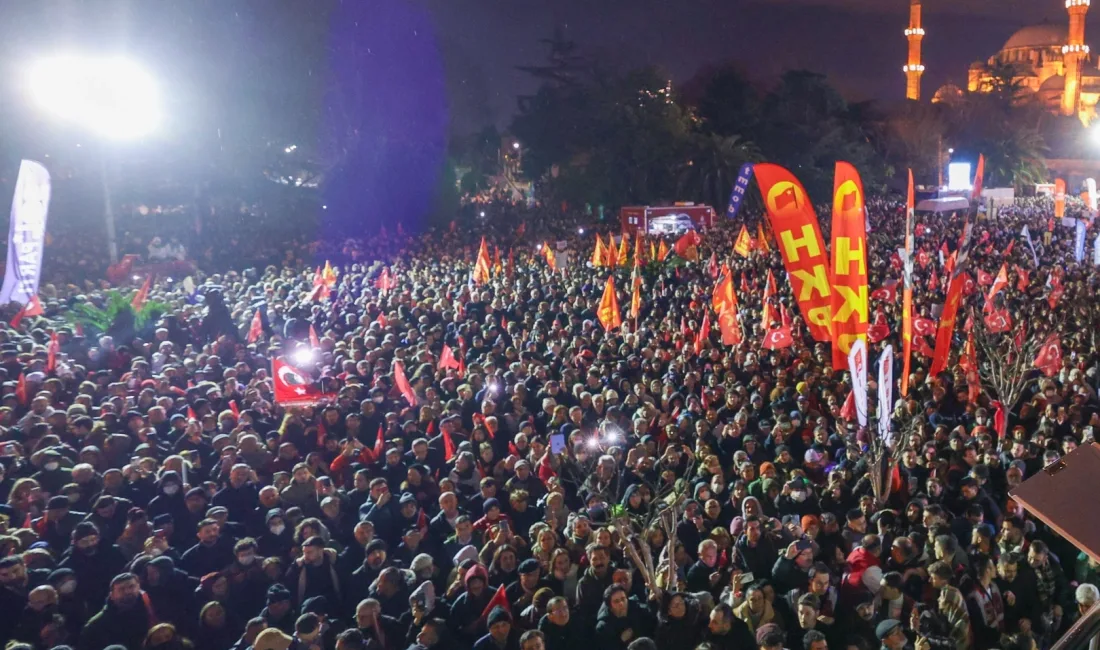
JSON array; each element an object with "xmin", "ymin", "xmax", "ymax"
[
  {"xmin": 29, "ymin": 56, "xmax": 159, "ymax": 140},
  {"xmin": 512, "ymin": 142, "xmax": 520, "ymax": 150},
  {"xmin": 947, "ymin": 162, "xmax": 972, "ymax": 191},
  {"xmin": 292, "ymin": 348, "xmax": 314, "ymax": 364}
]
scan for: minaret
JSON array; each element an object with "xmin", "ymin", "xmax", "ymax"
[
  {"xmin": 1062, "ymin": 0, "xmax": 1090, "ymax": 116},
  {"xmin": 903, "ymin": 0, "xmax": 925, "ymax": 101}
]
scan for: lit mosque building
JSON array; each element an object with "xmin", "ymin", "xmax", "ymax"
[{"xmin": 922, "ymin": 0, "xmax": 1100, "ymax": 124}]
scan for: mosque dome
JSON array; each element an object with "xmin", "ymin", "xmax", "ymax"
[
  {"xmin": 932, "ymin": 83, "xmax": 964, "ymax": 104},
  {"xmin": 1001, "ymin": 24, "xmax": 1067, "ymax": 51}
]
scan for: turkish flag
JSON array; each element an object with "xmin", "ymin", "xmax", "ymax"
[
  {"xmin": 868, "ymin": 322, "xmax": 890, "ymax": 343},
  {"xmin": 439, "ymin": 344, "xmax": 461, "ymax": 370},
  {"xmin": 961, "ymin": 273, "xmax": 976, "ymax": 297},
  {"xmin": 762, "ymin": 326, "xmax": 794, "ymax": 350},
  {"xmin": 915, "ymin": 335, "xmax": 935, "ymax": 358},
  {"xmin": 480, "ymin": 584, "xmax": 511, "ymax": 620},
  {"xmin": 917, "ymin": 249, "xmax": 931, "ymax": 269},
  {"xmin": 912, "ymin": 317, "xmax": 936, "ymax": 337},
  {"xmin": 839, "ymin": 390, "xmax": 856, "ymax": 421},
  {"xmin": 10, "ymin": 296, "xmax": 43, "ymax": 328},
  {"xmin": 309, "ymin": 325, "xmax": 321, "ymax": 349},
  {"xmin": 695, "ymin": 311, "xmax": 711, "ymax": 355},
  {"xmin": 247, "ymin": 309, "xmax": 264, "ymax": 344},
  {"xmin": 870, "ymin": 281, "xmax": 898, "ymax": 303},
  {"xmin": 984, "ymin": 264, "xmax": 1009, "ymax": 313},
  {"xmin": 928, "ymin": 268, "xmax": 939, "ymax": 292},
  {"xmin": 272, "ymin": 358, "xmax": 336, "ymax": 406},
  {"xmin": 977, "ymin": 269, "xmax": 993, "ymax": 286},
  {"xmin": 442, "ymin": 429, "xmax": 456, "ymax": 462},
  {"xmin": 1016, "ymin": 266, "xmax": 1030, "ymax": 292},
  {"xmin": 1034, "ymin": 335, "xmax": 1062, "ymax": 376},
  {"xmin": 394, "ymin": 360, "xmax": 418, "ymax": 406},
  {"xmin": 983, "ymin": 308, "xmax": 1012, "ymax": 333}
]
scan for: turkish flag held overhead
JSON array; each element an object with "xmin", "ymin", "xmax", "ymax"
[
  {"xmin": 1016, "ymin": 266, "xmax": 1030, "ymax": 292},
  {"xmin": 272, "ymin": 358, "xmax": 336, "ymax": 406},
  {"xmin": 977, "ymin": 269, "xmax": 993, "ymax": 286},
  {"xmin": 439, "ymin": 344, "xmax": 461, "ymax": 370},
  {"xmin": 868, "ymin": 321, "xmax": 890, "ymax": 343},
  {"xmin": 394, "ymin": 360, "xmax": 418, "ymax": 406},
  {"xmin": 1034, "ymin": 334, "xmax": 1062, "ymax": 376},
  {"xmin": 870, "ymin": 281, "xmax": 898, "ymax": 303},
  {"xmin": 912, "ymin": 317, "xmax": 936, "ymax": 337},
  {"xmin": 9, "ymin": 295, "xmax": 43, "ymax": 328},
  {"xmin": 481, "ymin": 584, "xmax": 511, "ymax": 620},
  {"xmin": 762, "ymin": 326, "xmax": 794, "ymax": 350},
  {"xmin": 983, "ymin": 308, "xmax": 1012, "ymax": 333}
]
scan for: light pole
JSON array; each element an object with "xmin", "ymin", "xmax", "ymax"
[{"xmin": 27, "ymin": 55, "xmax": 160, "ymax": 263}]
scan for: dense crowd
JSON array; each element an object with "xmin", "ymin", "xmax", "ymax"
[{"xmin": 0, "ymin": 192, "xmax": 1097, "ymax": 650}]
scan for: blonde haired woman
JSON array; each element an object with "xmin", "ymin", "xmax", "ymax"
[{"xmin": 938, "ymin": 585, "xmax": 972, "ymax": 650}]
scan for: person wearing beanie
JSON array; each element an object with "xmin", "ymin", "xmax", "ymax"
[
  {"xmin": 32, "ymin": 495, "xmax": 85, "ymax": 552},
  {"xmin": 58, "ymin": 521, "xmax": 126, "ymax": 606},
  {"xmin": 262, "ymin": 583, "xmax": 297, "ymax": 634},
  {"xmin": 345, "ymin": 539, "xmax": 390, "ymax": 608},
  {"xmin": 474, "ymin": 605, "xmax": 519, "ymax": 650}
]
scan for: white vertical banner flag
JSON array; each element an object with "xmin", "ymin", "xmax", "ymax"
[
  {"xmin": 0, "ymin": 161, "xmax": 51, "ymax": 305},
  {"xmin": 1094, "ymin": 232, "xmax": 1100, "ymax": 266},
  {"xmin": 847, "ymin": 338, "xmax": 868, "ymax": 427},
  {"xmin": 1076, "ymin": 219, "xmax": 1088, "ymax": 263},
  {"xmin": 1022, "ymin": 225, "xmax": 1039, "ymax": 267},
  {"xmin": 1088, "ymin": 178, "xmax": 1098, "ymax": 213},
  {"xmin": 878, "ymin": 345, "xmax": 894, "ymax": 446}
]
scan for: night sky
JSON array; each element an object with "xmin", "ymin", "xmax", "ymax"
[
  {"xmin": 4, "ymin": 0, "xmax": 1100, "ymax": 139},
  {"xmin": 424, "ymin": 0, "xmax": 1100, "ymax": 129}
]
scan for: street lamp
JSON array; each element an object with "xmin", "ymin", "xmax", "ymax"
[
  {"xmin": 28, "ymin": 55, "xmax": 161, "ymax": 263},
  {"xmin": 512, "ymin": 142, "xmax": 520, "ymax": 150}
]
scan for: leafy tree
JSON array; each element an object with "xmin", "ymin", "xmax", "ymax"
[{"xmin": 677, "ymin": 134, "xmax": 762, "ymax": 211}]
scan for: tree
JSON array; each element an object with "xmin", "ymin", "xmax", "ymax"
[{"xmin": 677, "ymin": 134, "xmax": 761, "ymax": 211}]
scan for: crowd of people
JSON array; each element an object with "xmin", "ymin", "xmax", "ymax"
[{"xmin": 0, "ymin": 190, "xmax": 1095, "ymax": 650}]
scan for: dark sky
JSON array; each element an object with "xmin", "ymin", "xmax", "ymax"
[
  {"xmin": 4, "ymin": 0, "xmax": 1100, "ymax": 139},
  {"xmin": 419, "ymin": 0, "xmax": 1100, "ymax": 130}
]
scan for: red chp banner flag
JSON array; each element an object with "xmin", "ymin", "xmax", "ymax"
[
  {"xmin": 474, "ymin": 237, "xmax": 492, "ymax": 284},
  {"xmin": 1055, "ymin": 178, "xmax": 1067, "ymax": 219},
  {"xmin": 273, "ymin": 358, "xmax": 336, "ymax": 406},
  {"xmin": 597, "ymin": 276, "xmax": 622, "ymax": 331},
  {"xmin": 901, "ymin": 170, "xmax": 916, "ymax": 396},
  {"xmin": 830, "ymin": 162, "xmax": 869, "ymax": 367},
  {"xmin": 755, "ymin": 163, "xmax": 832, "ymax": 342}
]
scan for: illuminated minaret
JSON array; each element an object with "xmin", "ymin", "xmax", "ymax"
[
  {"xmin": 903, "ymin": 0, "xmax": 925, "ymax": 101},
  {"xmin": 1062, "ymin": 0, "xmax": 1090, "ymax": 116}
]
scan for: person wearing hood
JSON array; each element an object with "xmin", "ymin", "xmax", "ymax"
[
  {"xmin": 594, "ymin": 584, "xmax": 653, "ymax": 650},
  {"xmin": 58, "ymin": 521, "xmax": 126, "ymax": 607},
  {"xmin": 447, "ymin": 564, "xmax": 494, "ymax": 647},
  {"xmin": 261, "ymin": 584, "xmax": 297, "ymax": 635},
  {"xmin": 654, "ymin": 592, "xmax": 703, "ymax": 650},
  {"xmin": 79, "ymin": 572, "xmax": 156, "ymax": 650},
  {"xmin": 146, "ymin": 472, "xmax": 190, "ymax": 547},
  {"xmin": 401, "ymin": 581, "xmax": 447, "ymax": 648},
  {"xmin": 48, "ymin": 567, "xmax": 89, "ymax": 639},
  {"xmin": 257, "ymin": 509, "xmax": 293, "ymax": 559},
  {"xmin": 142, "ymin": 555, "xmax": 200, "ymax": 633}
]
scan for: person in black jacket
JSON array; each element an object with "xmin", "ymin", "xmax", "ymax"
[
  {"xmin": 179, "ymin": 518, "xmax": 235, "ymax": 578},
  {"xmin": 213, "ymin": 464, "xmax": 260, "ymax": 524},
  {"xmin": 538, "ymin": 596, "xmax": 580, "ymax": 650},
  {"xmin": 594, "ymin": 585, "xmax": 653, "ymax": 650},
  {"xmin": 79, "ymin": 573, "xmax": 155, "ymax": 650},
  {"xmin": 58, "ymin": 522, "xmax": 127, "ymax": 608},
  {"xmin": 702, "ymin": 603, "xmax": 756, "ymax": 650}
]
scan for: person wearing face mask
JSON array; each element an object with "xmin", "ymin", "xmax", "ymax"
[
  {"xmin": 31, "ymin": 449, "xmax": 72, "ymax": 496},
  {"xmin": 58, "ymin": 521, "xmax": 126, "ymax": 607},
  {"xmin": 224, "ymin": 538, "xmax": 269, "ymax": 620},
  {"xmin": 147, "ymin": 471, "xmax": 189, "ymax": 533},
  {"xmin": 258, "ymin": 510, "xmax": 293, "ymax": 559},
  {"xmin": 775, "ymin": 478, "xmax": 821, "ymax": 519},
  {"xmin": 47, "ymin": 568, "xmax": 89, "ymax": 640},
  {"xmin": 80, "ymin": 573, "xmax": 158, "ymax": 650}
]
